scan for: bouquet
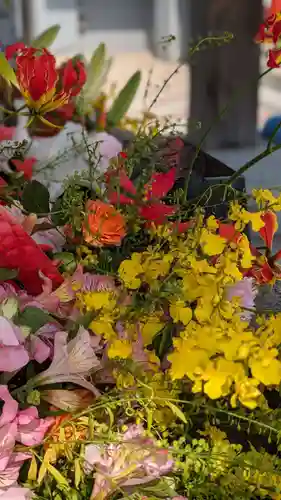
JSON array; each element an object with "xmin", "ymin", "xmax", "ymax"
[{"xmin": 0, "ymin": 17, "xmax": 281, "ymax": 500}]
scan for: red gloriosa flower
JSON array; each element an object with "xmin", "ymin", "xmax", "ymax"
[{"xmin": 14, "ymin": 48, "xmax": 86, "ymax": 123}]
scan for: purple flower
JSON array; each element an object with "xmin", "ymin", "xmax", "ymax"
[{"xmin": 226, "ymin": 277, "xmax": 257, "ymax": 321}]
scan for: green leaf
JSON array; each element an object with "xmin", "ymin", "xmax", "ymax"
[
  {"xmin": 0, "ymin": 268, "xmax": 18, "ymax": 281},
  {"xmin": 87, "ymin": 43, "xmax": 107, "ymax": 87},
  {"xmin": 166, "ymin": 401, "xmax": 187, "ymax": 424},
  {"xmin": 46, "ymin": 463, "xmax": 69, "ymax": 489},
  {"xmin": 17, "ymin": 307, "xmax": 53, "ymax": 334},
  {"xmin": 76, "ymin": 43, "xmax": 111, "ymax": 114},
  {"xmin": 0, "ymin": 53, "xmax": 18, "ymax": 87},
  {"xmin": 53, "ymin": 252, "xmax": 77, "ymax": 273},
  {"xmin": 106, "ymin": 70, "xmax": 141, "ymax": 127},
  {"xmin": 22, "ymin": 180, "xmax": 50, "ymax": 215},
  {"xmin": 31, "ymin": 24, "xmax": 61, "ymax": 49},
  {"xmin": 139, "ymin": 479, "xmax": 178, "ymax": 498},
  {"xmin": 51, "ymin": 196, "xmax": 66, "ymax": 226}
]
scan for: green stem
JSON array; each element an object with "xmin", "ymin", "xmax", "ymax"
[{"xmin": 227, "ymin": 142, "xmax": 281, "ymax": 185}]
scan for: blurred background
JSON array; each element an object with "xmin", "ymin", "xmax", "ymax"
[
  {"xmin": 1, "ymin": 1, "xmax": 279, "ymax": 136},
  {"xmin": 2, "ymin": 0, "xmax": 281, "ymax": 243}
]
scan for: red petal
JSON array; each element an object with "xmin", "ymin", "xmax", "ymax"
[
  {"xmin": 109, "ymin": 192, "xmax": 135, "ymax": 205},
  {"xmin": 246, "ymin": 262, "xmax": 273, "ymax": 284},
  {"xmin": 0, "ymin": 206, "xmax": 63, "ymax": 294},
  {"xmin": 259, "ymin": 211, "xmax": 278, "ymax": 250},
  {"xmin": 273, "ymin": 19, "xmax": 281, "ymax": 42},
  {"xmin": 106, "ymin": 169, "xmax": 136, "ymax": 196},
  {"xmin": 145, "ymin": 168, "xmax": 176, "ymax": 201},
  {"xmin": 267, "ymin": 48, "xmax": 281, "ymax": 68},
  {"xmin": 16, "ymin": 48, "xmax": 58, "ymax": 102},
  {"xmin": 11, "ymin": 157, "xmax": 37, "ymax": 180},
  {"xmin": 62, "ymin": 59, "xmax": 86, "ymax": 97},
  {"xmin": 272, "ymin": 249, "xmax": 281, "ymax": 261},
  {"xmin": 5, "ymin": 42, "xmax": 25, "ymax": 60},
  {"xmin": 0, "ymin": 126, "xmax": 15, "ymax": 141},
  {"xmin": 218, "ymin": 223, "xmax": 241, "ymax": 243},
  {"xmin": 172, "ymin": 220, "xmax": 195, "ymax": 233},
  {"xmin": 139, "ymin": 203, "xmax": 177, "ymax": 223}
]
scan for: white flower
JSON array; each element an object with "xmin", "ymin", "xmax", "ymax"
[{"xmin": 34, "ymin": 327, "xmax": 100, "ymax": 395}]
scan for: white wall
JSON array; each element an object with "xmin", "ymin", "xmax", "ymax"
[{"xmin": 27, "ymin": 0, "xmax": 79, "ymax": 51}]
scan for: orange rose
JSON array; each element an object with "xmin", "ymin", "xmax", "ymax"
[{"xmin": 83, "ymin": 200, "xmax": 126, "ymax": 247}]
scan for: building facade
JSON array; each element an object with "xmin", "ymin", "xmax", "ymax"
[{"xmin": 2, "ymin": 0, "xmax": 190, "ymax": 61}]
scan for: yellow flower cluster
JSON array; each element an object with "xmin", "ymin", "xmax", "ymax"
[{"xmin": 76, "ymin": 196, "xmax": 281, "ymax": 410}]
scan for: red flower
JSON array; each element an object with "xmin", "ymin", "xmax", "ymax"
[
  {"xmin": 267, "ymin": 48, "xmax": 281, "ymax": 68},
  {"xmin": 107, "ymin": 165, "xmax": 177, "ymax": 224},
  {"xmin": 254, "ymin": 10, "xmax": 281, "ymax": 67},
  {"xmin": 61, "ymin": 59, "xmax": 86, "ymax": 97},
  {"xmin": 0, "ymin": 206, "xmax": 63, "ymax": 294},
  {"xmin": 5, "ymin": 42, "xmax": 25, "ymax": 60},
  {"xmin": 11, "ymin": 157, "xmax": 36, "ymax": 180},
  {"xmin": 107, "ymin": 138, "xmax": 184, "ymax": 225},
  {"xmin": 0, "ymin": 126, "xmax": 16, "ymax": 141},
  {"xmin": 56, "ymin": 102, "xmax": 76, "ymax": 121},
  {"xmin": 15, "ymin": 48, "xmax": 86, "ymax": 122},
  {"xmin": 244, "ymin": 211, "xmax": 281, "ymax": 284}
]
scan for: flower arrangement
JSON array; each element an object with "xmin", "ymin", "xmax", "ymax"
[{"xmin": 0, "ymin": 20, "xmax": 281, "ymax": 500}]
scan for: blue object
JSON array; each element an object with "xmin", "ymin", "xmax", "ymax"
[{"xmin": 262, "ymin": 116, "xmax": 281, "ymax": 145}]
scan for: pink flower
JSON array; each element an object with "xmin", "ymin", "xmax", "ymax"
[
  {"xmin": 0, "ymin": 386, "xmax": 52, "ymax": 491},
  {"xmin": 0, "ymin": 486, "xmax": 33, "ymax": 499},
  {"xmin": 84, "ymin": 424, "xmax": 173, "ymax": 499},
  {"xmin": 0, "ymin": 452, "xmax": 31, "ymax": 488},
  {"xmin": 226, "ymin": 277, "xmax": 257, "ymax": 321},
  {"xmin": 0, "ymin": 385, "xmax": 54, "ymax": 446},
  {"xmin": 0, "ymin": 317, "xmax": 29, "ymax": 372},
  {"xmin": 26, "ymin": 335, "xmax": 51, "ymax": 364},
  {"xmin": 15, "ymin": 407, "xmax": 53, "ymax": 446}
]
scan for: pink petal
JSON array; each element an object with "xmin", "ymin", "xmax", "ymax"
[
  {"xmin": 0, "ymin": 486, "xmax": 33, "ymax": 499},
  {"xmin": 0, "ymin": 346, "xmax": 29, "ymax": 372},
  {"xmin": 0, "ymin": 386, "xmax": 18, "ymax": 426},
  {"xmin": 0, "ymin": 318, "xmax": 22, "ymax": 347},
  {"xmin": 28, "ymin": 335, "xmax": 50, "ymax": 363},
  {"xmin": 16, "ymin": 407, "xmax": 38, "ymax": 426},
  {"xmin": 145, "ymin": 168, "xmax": 176, "ymax": 200},
  {"xmin": 0, "ymin": 452, "xmax": 31, "ymax": 488},
  {"xmin": 17, "ymin": 414, "xmax": 54, "ymax": 446},
  {"xmin": 0, "ymin": 422, "xmax": 17, "ymax": 471}
]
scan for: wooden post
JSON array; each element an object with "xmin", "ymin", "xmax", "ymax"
[
  {"xmin": 188, "ymin": 0, "xmax": 262, "ymax": 149},
  {"xmin": 21, "ymin": 0, "xmax": 33, "ymax": 44}
]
